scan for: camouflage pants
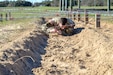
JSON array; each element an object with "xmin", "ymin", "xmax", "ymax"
[
  {"xmin": 61, "ymin": 28, "xmax": 74, "ymax": 36},
  {"xmin": 41, "ymin": 24, "xmax": 74, "ymax": 36},
  {"xmin": 41, "ymin": 24, "xmax": 55, "ymax": 34}
]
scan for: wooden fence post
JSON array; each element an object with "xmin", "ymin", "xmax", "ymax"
[
  {"xmin": 72, "ymin": 12, "xmax": 76, "ymax": 20},
  {"xmin": 9, "ymin": 12, "xmax": 11, "ymax": 20},
  {"xmin": 70, "ymin": 12, "xmax": 73, "ymax": 19},
  {"xmin": 77, "ymin": 11, "xmax": 81, "ymax": 21},
  {"xmin": 67, "ymin": 12, "xmax": 70, "ymax": 18},
  {"xmin": 95, "ymin": 14, "xmax": 101, "ymax": 28},
  {"xmin": 67, "ymin": 12, "xmax": 72, "ymax": 19},
  {"xmin": 0, "ymin": 14, "xmax": 3, "ymax": 22},
  {"xmin": 77, "ymin": 12, "xmax": 80, "ymax": 21},
  {"xmin": 84, "ymin": 10, "xmax": 88, "ymax": 24},
  {"xmin": 6, "ymin": 13, "xmax": 8, "ymax": 21}
]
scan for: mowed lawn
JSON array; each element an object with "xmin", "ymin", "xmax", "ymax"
[{"xmin": 0, "ymin": 6, "xmax": 59, "ymax": 26}]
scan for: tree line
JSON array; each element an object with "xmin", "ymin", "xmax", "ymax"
[
  {"xmin": 0, "ymin": 0, "xmax": 113, "ymax": 7},
  {"xmin": 81, "ymin": 0, "xmax": 113, "ymax": 6},
  {"xmin": 35, "ymin": 0, "xmax": 113, "ymax": 7},
  {"xmin": 0, "ymin": 0, "xmax": 32, "ymax": 7}
]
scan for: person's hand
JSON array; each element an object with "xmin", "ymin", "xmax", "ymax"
[
  {"xmin": 56, "ymin": 30, "xmax": 62, "ymax": 34},
  {"xmin": 61, "ymin": 26, "xmax": 66, "ymax": 29},
  {"xmin": 49, "ymin": 29, "xmax": 56, "ymax": 33}
]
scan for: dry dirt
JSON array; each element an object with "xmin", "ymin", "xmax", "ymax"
[{"xmin": 0, "ymin": 19, "xmax": 113, "ymax": 75}]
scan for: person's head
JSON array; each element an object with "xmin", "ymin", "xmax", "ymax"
[
  {"xmin": 59, "ymin": 18, "xmax": 67, "ymax": 25},
  {"xmin": 46, "ymin": 20, "xmax": 54, "ymax": 27}
]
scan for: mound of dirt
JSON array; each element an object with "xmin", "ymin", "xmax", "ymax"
[
  {"xmin": 33, "ymin": 21, "xmax": 113, "ymax": 75},
  {"xmin": 0, "ymin": 26, "xmax": 48, "ymax": 75}
]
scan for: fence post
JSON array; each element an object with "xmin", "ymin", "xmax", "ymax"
[
  {"xmin": 77, "ymin": 12, "xmax": 80, "ymax": 21},
  {"xmin": 6, "ymin": 13, "xmax": 8, "ymax": 21},
  {"xmin": 70, "ymin": 12, "xmax": 73, "ymax": 19},
  {"xmin": 0, "ymin": 14, "xmax": 3, "ymax": 22},
  {"xmin": 9, "ymin": 12, "xmax": 11, "ymax": 20},
  {"xmin": 72, "ymin": 12, "xmax": 76, "ymax": 20},
  {"xmin": 95, "ymin": 14, "xmax": 101, "ymax": 28},
  {"xmin": 67, "ymin": 12, "xmax": 70, "ymax": 18},
  {"xmin": 84, "ymin": 10, "xmax": 88, "ymax": 24},
  {"xmin": 67, "ymin": 12, "xmax": 72, "ymax": 19}
]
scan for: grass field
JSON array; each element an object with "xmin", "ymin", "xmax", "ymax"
[
  {"xmin": 0, "ymin": 6, "xmax": 113, "ymax": 26},
  {"xmin": 0, "ymin": 6, "xmax": 60, "ymax": 26},
  {"xmin": 74, "ymin": 6, "xmax": 113, "ymax": 10},
  {"xmin": 0, "ymin": 6, "xmax": 112, "ymax": 18}
]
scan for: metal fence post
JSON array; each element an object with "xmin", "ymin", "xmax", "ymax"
[{"xmin": 95, "ymin": 14, "xmax": 101, "ymax": 28}]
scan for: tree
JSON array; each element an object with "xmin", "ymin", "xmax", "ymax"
[
  {"xmin": 52, "ymin": 0, "xmax": 59, "ymax": 6},
  {"xmin": 15, "ymin": 1, "xmax": 32, "ymax": 6},
  {"xmin": 81, "ymin": 0, "xmax": 105, "ymax": 6},
  {"xmin": 41, "ymin": 0, "xmax": 52, "ymax": 6}
]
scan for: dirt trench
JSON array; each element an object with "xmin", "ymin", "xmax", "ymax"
[
  {"xmin": 0, "ymin": 21, "xmax": 113, "ymax": 75},
  {"xmin": 0, "ymin": 27, "xmax": 49, "ymax": 75},
  {"xmin": 32, "ymin": 21, "xmax": 113, "ymax": 75}
]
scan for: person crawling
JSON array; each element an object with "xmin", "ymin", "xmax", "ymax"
[{"xmin": 41, "ymin": 17, "xmax": 75, "ymax": 36}]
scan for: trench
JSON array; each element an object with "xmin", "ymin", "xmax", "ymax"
[
  {"xmin": 0, "ymin": 29, "xmax": 48, "ymax": 75},
  {"xmin": 0, "ymin": 21, "xmax": 113, "ymax": 75}
]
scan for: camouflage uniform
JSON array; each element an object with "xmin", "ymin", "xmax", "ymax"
[
  {"xmin": 41, "ymin": 24, "xmax": 55, "ymax": 34},
  {"xmin": 41, "ymin": 17, "xmax": 75, "ymax": 36},
  {"xmin": 61, "ymin": 18, "xmax": 75, "ymax": 36},
  {"xmin": 38, "ymin": 17, "xmax": 46, "ymax": 25},
  {"xmin": 40, "ymin": 17, "xmax": 61, "ymax": 34}
]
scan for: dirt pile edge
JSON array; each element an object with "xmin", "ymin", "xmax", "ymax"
[{"xmin": 0, "ymin": 29, "xmax": 48, "ymax": 75}]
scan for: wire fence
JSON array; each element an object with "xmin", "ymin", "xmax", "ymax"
[
  {"xmin": 0, "ymin": 8, "xmax": 113, "ymax": 28},
  {"xmin": 0, "ymin": 8, "xmax": 113, "ymax": 27},
  {"xmin": 2, "ymin": 7, "xmax": 109, "ymax": 25}
]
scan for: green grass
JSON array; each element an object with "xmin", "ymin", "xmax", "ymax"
[
  {"xmin": 0, "ymin": 6, "xmax": 112, "ymax": 26},
  {"xmin": 0, "ymin": 18, "xmax": 36, "ymax": 27},
  {"xmin": 73, "ymin": 6, "xmax": 113, "ymax": 10},
  {"xmin": 0, "ymin": 6, "xmax": 59, "ymax": 18}
]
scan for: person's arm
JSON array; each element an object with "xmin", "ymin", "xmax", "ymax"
[{"xmin": 60, "ymin": 24, "xmax": 75, "ymax": 29}]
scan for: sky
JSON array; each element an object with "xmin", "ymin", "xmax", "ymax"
[{"xmin": 0, "ymin": 0, "xmax": 43, "ymax": 3}]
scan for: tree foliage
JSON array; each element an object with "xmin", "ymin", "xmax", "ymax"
[
  {"xmin": 0, "ymin": 0, "xmax": 113, "ymax": 7},
  {"xmin": 81, "ymin": 0, "xmax": 113, "ymax": 6},
  {"xmin": 0, "ymin": 1, "xmax": 32, "ymax": 7},
  {"xmin": 0, "ymin": 1, "xmax": 9, "ymax": 7},
  {"xmin": 15, "ymin": 1, "xmax": 32, "ymax": 6}
]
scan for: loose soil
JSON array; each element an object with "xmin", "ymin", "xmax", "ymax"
[{"xmin": 0, "ymin": 19, "xmax": 113, "ymax": 75}]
